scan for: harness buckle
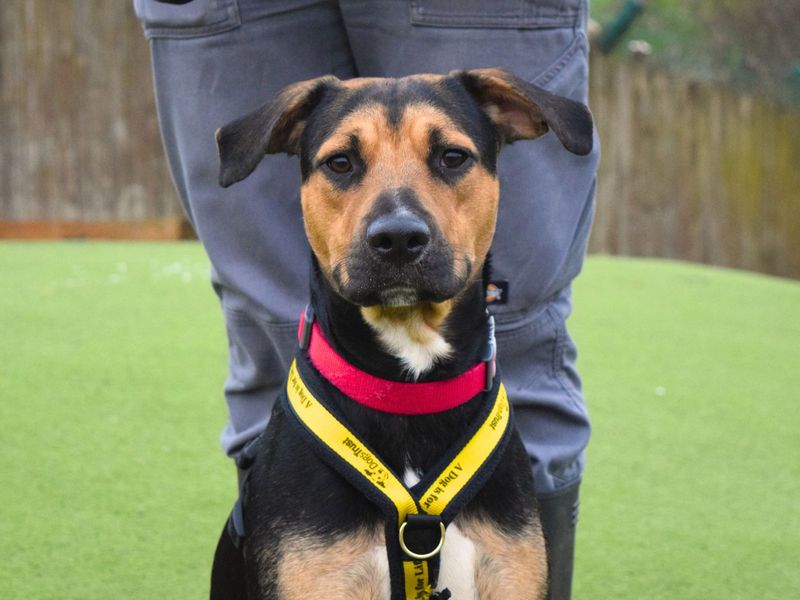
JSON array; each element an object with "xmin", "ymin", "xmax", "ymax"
[
  {"xmin": 482, "ymin": 314, "xmax": 497, "ymax": 392},
  {"xmin": 299, "ymin": 304, "xmax": 315, "ymax": 351},
  {"xmin": 398, "ymin": 514, "xmax": 446, "ymax": 560}
]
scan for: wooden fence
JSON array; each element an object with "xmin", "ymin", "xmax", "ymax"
[
  {"xmin": 589, "ymin": 53, "xmax": 800, "ymax": 280},
  {"xmin": 1, "ymin": 2, "xmax": 798, "ymax": 277},
  {"xmin": 0, "ymin": 1, "xmax": 180, "ymax": 233}
]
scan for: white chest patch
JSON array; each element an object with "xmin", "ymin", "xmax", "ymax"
[
  {"xmin": 403, "ymin": 467, "xmax": 422, "ymax": 487},
  {"xmin": 360, "ymin": 307, "xmax": 452, "ymax": 379},
  {"xmin": 437, "ymin": 522, "xmax": 478, "ymax": 599}
]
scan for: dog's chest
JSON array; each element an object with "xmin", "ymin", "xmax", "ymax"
[
  {"xmin": 249, "ymin": 363, "xmax": 547, "ymax": 599},
  {"xmin": 267, "ymin": 516, "xmax": 546, "ymax": 600},
  {"xmin": 269, "ymin": 523, "xmax": 479, "ymax": 599}
]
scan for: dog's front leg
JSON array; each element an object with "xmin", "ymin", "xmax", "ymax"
[{"xmin": 267, "ymin": 529, "xmax": 390, "ymax": 600}]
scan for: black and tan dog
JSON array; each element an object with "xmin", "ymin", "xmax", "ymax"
[{"xmin": 210, "ymin": 68, "xmax": 592, "ymax": 600}]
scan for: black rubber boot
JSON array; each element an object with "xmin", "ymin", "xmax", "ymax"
[{"xmin": 538, "ymin": 484, "xmax": 580, "ymax": 600}]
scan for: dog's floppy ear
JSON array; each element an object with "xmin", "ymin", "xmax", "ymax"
[
  {"xmin": 216, "ymin": 75, "xmax": 339, "ymax": 187},
  {"xmin": 455, "ymin": 67, "xmax": 593, "ymax": 156}
]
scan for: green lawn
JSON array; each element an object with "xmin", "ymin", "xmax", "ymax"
[{"xmin": 1, "ymin": 242, "xmax": 798, "ymax": 599}]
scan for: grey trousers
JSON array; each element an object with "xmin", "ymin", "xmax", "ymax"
[{"xmin": 135, "ymin": 0, "xmax": 598, "ymax": 498}]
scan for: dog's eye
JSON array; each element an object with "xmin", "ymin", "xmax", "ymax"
[
  {"xmin": 440, "ymin": 149, "xmax": 469, "ymax": 169},
  {"xmin": 326, "ymin": 154, "xmax": 353, "ymax": 174}
]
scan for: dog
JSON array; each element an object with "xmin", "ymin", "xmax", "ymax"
[{"xmin": 210, "ymin": 68, "xmax": 593, "ymax": 600}]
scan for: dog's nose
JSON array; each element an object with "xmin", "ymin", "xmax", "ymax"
[{"xmin": 366, "ymin": 212, "xmax": 431, "ymax": 263}]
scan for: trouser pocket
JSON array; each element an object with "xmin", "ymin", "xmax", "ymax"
[
  {"xmin": 495, "ymin": 298, "xmax": 589, "ymax": 492},
  {"xmin": 409, "ymin": 0, "xmax": 583, "ymax": 29},
  {"xmin": 218, "ymin": 293, "xmax": 299, "ymax": 455},
  {"xmin": 133, "ymin": 0, "xmax": 241, "ymax": 38}
]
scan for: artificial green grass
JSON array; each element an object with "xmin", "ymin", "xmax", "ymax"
[
  {"xmin": 0, "ymin": 243, "xmax": 230, "ymax": 599},
  {"xmin": 1, "ymin": 242, "xmax": 798, "ymax": 599},
  {"xmin": 571, "ymin": 257, "xmax": 800, "ymax": 599}
]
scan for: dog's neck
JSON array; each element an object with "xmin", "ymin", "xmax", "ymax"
[{"xmin": 308, "ymin": 260, "xmax": 489, "ymax": 383}]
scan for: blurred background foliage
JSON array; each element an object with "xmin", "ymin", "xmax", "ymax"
[{"xmin": 592, "ymin": 0, "xmax": 800, "ymax": 104}]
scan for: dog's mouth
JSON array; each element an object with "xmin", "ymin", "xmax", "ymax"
[
  {"xmin": 332, "ymin": 252, "xmax": 470, "ymax": 308},
  {"xmin": 378, "ymin": 287, "xmax": 419, "ymax": 307}
]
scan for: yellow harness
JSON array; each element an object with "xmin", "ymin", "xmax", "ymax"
[{"xmin": 284, "ymin": 358, "xmax": 513, "ymax": 600}]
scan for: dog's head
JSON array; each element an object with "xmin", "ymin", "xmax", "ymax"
[{"xmin": 217, "ymin": 69, "xmax": 592, "ymax": 310}]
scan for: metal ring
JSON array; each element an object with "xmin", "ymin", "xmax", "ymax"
[{"xmin": 398, "ymin": 521, "xmax": 446, "ymax": 560}]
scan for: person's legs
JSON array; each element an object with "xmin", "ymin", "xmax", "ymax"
[
  {"xmin": 134, "ymin": 0, "xmax": 357, "ymax": 456},
  {"xmin": 338, "ymin": 1, "xmax": 598, "ymax": 596}
]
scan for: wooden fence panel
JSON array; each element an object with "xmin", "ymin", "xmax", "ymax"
[
  {"xmin": 0, "ymin": 1, "xmax": 178, "ymax": 222},
  {"xmin": 589, "ymin": 54, "xmax": 800, "ymax": 279}
]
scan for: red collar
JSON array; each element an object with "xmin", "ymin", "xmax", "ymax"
[{"xmin": 298, "ymin": 306, "xmax": 495, "ymax": 415}]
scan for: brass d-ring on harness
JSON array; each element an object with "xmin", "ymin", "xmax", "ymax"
[{"xmin": 399, "ymin": 519, "xmax": 447, "ymax": 560}]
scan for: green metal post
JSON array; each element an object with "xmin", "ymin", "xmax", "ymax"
[{"xmin": 597, "ymin": 0, "xmax": 647, "ymax": 54}]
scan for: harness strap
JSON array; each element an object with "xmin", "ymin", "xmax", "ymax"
[
  {"xmin": 283, "ymin": 357, "xmax": 513, "ymax": 600},
  {"xmin": 225, "ymin": 434, "xmax": 263, "ymax": 547}
]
